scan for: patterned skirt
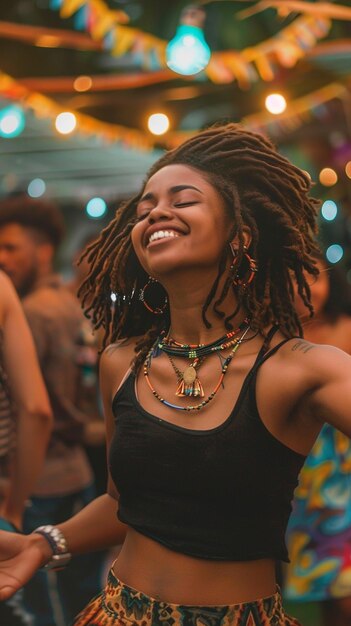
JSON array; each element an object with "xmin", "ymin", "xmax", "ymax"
[
  {"xmin": 73, "ymin": 567, "xmax": 301, "ymax": 626},
  {"xmin": 285, "ymin": 423, "xmax": 351, "ymax": 601}
]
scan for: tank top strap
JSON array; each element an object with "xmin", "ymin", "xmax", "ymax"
[
  {"xmin": 246, "ymin": 324, "xmax": 280, "ymax": 371},
  {"xmin": 253, "ymin": 331, "xmax": 298, "ymax": 372}
]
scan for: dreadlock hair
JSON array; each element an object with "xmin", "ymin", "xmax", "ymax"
[{"xmin": 79, "ymin": 123, "xmax": 320, "ymax": 371}]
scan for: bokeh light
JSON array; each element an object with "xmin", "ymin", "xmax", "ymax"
[
  {"xmin": 326, "ymin": 244, "xmax": 343, "ymax": 264},
  {"xmin": 265, "ymin": 93, "xmax": 287, "ymax": 115},
  {"xmin": 28, "ymin": 178, "xmax": 46, "ymax": 198},
  {"xmin": 86, "ymin": 197, "xmax": 107, "ymax": 218},
  {"xmin": 74, "ymin": 76, "xmax": 93, "ymax": 92},
  {"xmin": 319, "ymin": 167, "xmax": 338, "ymax": 186},
  {"xmin": 345, "ymin": 161, "xmax": 351, "ymax": 179},
  {"xmin": 55, "ymin": 112, "xmax": 77, "ymax": 135},
  {"xmin": 321, "ymin": 200, "xmax": 338, "ymax": 221},
  {"xmin": 0, "ymin": 106, "xmax": 26, "ymax": 138},
  {"xmin": 166, "ymin": 25, "xmax": 211, "ymax": 75},
  {"xmin": 147, "ymin": 113, "xmax": 170, "ymax": 135}
]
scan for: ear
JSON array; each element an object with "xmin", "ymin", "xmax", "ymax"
[{"xmin": 230, "ymin": 225, "xmax": 252, "ymax": 251}]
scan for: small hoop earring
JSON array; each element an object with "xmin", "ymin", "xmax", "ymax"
[
  {"xmin": 230, "ymin": 244, "xmax": 258, "ymax": 288},
  {"xmin": 139, "ymin": 277, "xmax": 168, "ymax": 315}
]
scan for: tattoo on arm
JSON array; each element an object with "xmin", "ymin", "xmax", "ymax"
[{"xmin": 291, "ymin": 340, "xmax": 315, "ymax": 354}]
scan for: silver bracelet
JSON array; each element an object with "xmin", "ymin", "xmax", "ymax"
[{"xmin": 33, "ymin": 525, "xmax": 72, "ymax": 570}]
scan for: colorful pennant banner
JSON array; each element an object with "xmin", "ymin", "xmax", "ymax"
[{"xmin": 52, "ymin": 0, "xmax": 332, "ymax": 85}]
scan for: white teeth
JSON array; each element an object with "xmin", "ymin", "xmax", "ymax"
[{"xmin": 148, "ymin": 230, "xmax": 180, "ymax": 244}]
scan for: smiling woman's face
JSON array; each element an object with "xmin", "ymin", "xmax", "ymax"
[{"xmin": 131, "ymin": 164, "xmax": 233, "ymax": 280}]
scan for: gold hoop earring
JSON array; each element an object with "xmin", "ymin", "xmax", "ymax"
[
  {"xmin": 139, "ymin": 277, "xmax": 168, "ymax": 315},
  {"xmin": 230, "ymin": 244, "xmax": 258, "ymax": 288}
]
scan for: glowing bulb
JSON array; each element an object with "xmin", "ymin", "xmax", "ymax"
[
  {"xmin": 74, "ymin": 76, "xmax": 92, "ymax": 92},
  {"xmin": 147, "ymin": 113, "xmax": 170, "ymax": 136},
  {"xmin": 55, "ymin": 112, "xmax": 77, "ymax": 135},
  {"xmin": 326, "ymin": 244, "xmax": 343, "ymax": 264},
  {"xmin": 319, "ymin": 167, "xmax": 338, "ymax": 186},
  {"xmin": 86, "ymin": 197, "xmax": 107, "ymax": 218},
  {"xmin": 0, "ymin": 106, "xmax": 26, "ymax": 138},
  {"xmin": 321, "ymin": 200, "xmax": 337, "ymax": 221},
  {"xmin": 166, "ymin": 25, "xmax": 211, "ymax": 75},
  {"xmin": 265, "ymin": 94, "xmax": 287, "ymax": 115},
  {"xmin": 345, "ymin": 161, "xmax": 351, "ymax": 179},
  {"xmin": 28, "ymin": 178, "xmax": 46, "ymax": 198}
]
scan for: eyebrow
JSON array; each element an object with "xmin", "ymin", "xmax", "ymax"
[{"xmin": 138, "ymin": 184, "xmax": 203, "ymax": 203}]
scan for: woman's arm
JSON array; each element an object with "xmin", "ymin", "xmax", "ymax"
[
  {"xmin": 53, "ymin": 343, "xmax": 131, "ymax": 553},
  {"xmin": 0, "ymin": 272, "xmax": 52, "ymax": 528},
  {"xmin": 298, "ymin": 341, "xmax": 351, "ymax": 437},
  {"xmin": 0, "ymin": 340, "xmax": 132, "ymax": 599}
]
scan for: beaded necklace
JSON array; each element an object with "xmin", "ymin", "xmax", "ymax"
[
  {"xmin": 159, "ymin": 316, "xmax": 250, "ymax": 359},
  {"xmin": 143, "ymin": 325, "xmax": 250, "ymax": 412}
]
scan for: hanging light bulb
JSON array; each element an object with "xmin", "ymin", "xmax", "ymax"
[{"xmin": 166, "ymin": 5, "xmax": 211, "ymax": 76}]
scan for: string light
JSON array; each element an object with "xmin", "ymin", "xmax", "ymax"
[
  {"xmin": 74, "ymin": 76, "xmax": 93, "ymax": 92},
  {"xmin": 265, "ymin": 93, "xmax": 287, "ymax": 115},
  {"xmin": 55, "ymin": 112, "xmax": 77, "ymax": 135},
  {"xmin": 321, "ymin": 200, "xmax": 338, "ymax": 221},
  {"xmin": 86, "ymin": 197, "xmax": 107, "ymax": 218},
  {"xmin": 326, "ymin": 244, "xmax": 343, "ymax": 264},
  {"xmin": 166, "ymin": 5, "xmax": 211, "ymax": 76},
  {"xmin": 0, "ymin": 105, "xmax": 26, "ymax": 138},
  {"xmin": 147, "ymin": 113, "xmax": 170, "ymax": 135},
  {"xmin": 28, "ymin": 178, "xmax": 46, "ymax": 198},
  {"xmin": 319, "ymin": 167, "xmax": 338, "ymax": 186}
]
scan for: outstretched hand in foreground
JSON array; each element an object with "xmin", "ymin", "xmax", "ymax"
[{"xmin": 0, "ymin": 530, "xmax": 50, "ymax": 600}]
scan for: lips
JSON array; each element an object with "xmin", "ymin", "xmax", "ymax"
[{"xmin": 144, "ymin": 227, "xmax": 186, "ymax": 247}]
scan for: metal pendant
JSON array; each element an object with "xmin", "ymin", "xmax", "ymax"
[{"xmin": 183, "ymin": 366, "xmax": 197, "ymax": 385}]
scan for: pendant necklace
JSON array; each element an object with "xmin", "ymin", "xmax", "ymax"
[
  {"xmin": 143, "ymin": 324, "xmax": 251, "ymax": 412},
  {"xmin": 167, "ymin": 354, "xmax": 206, "ymax": 398},
  {"xmin": 159, "ymin": 317, "xmax": 251, "ymax": 398}
]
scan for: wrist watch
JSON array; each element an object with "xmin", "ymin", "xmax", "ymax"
[{"xmin": 33, "ymin": 525, "xmax": 72, "ymax": 570}]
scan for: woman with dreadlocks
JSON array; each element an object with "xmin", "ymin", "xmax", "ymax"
[{"xmin": 0, "ymin": 123, "xmax": 350, "ymax": 626}]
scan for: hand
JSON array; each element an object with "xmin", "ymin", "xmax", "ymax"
[{"xmin": 0, "ymin": 531, "xmax": 52, "ymax": 600}]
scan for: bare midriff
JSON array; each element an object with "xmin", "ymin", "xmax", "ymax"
[{"xmin": 112, "ymin": 527, "xmax": 277, "ymax": 605}]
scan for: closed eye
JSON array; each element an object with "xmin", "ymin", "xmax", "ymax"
[
  {"xmin": 174, "ymin": 201, "xmax": 199, "ymax": 208},
  {"xmin": 136, "ymin": 212, "xmax": 149, "ymax": 221}
]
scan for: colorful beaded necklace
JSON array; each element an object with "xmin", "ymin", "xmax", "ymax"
[
  {"xmin": 143, "ymin": 324, "xmax": 250, "ymax": 412},
  {"xmin": 159, "ymin": 316, "xmax": 250, "ymax": 359}
]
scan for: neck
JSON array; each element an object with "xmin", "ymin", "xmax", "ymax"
[{"xmin": 160, "ymin": 269, "xmax": 247, "ymax": 345}]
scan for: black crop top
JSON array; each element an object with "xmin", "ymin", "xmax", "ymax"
[{"xmin": 109, "ymin": 328, "xmax": 306, "ymax": 562}]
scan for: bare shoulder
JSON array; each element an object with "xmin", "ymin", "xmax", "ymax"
[
  {"xmin": 99, "ymin": 336, "xmax": 141, "ymax": 400},
  {"xmin": 0, "ymin": 270, "xmax": 15, "ymax": 303},
  {"xmin": 0, "ymin": 271, "xmax": 21, "ymax": 321},
  {"xmin": 279, "ymin": 336, "xmax": 351, "ymax": 384},
  {"xmin": 337, "ymin": 315, "xmax": 351, "ymax": 353}
]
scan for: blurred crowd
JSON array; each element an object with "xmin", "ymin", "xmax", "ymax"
[{"xmin": 0, "ymin": 196, "xmax": 107, "ymax": 626}]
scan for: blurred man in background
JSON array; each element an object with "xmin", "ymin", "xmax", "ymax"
[{"xmin": 0, "ymin": 196, "xmax": 104, "ymax": 626}]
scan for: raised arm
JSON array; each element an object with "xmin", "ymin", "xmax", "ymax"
[
  {"xmin": 0, "ymin": 271, "xmax": 52, "ymax": 529},
  {"xmin": 302, "ymin": 342, "xmax": 351, "ymax": 437}
]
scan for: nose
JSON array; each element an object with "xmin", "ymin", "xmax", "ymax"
[{"xmin": 147, "ymin": 202, "xmax": 173, "ymax": 225}]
